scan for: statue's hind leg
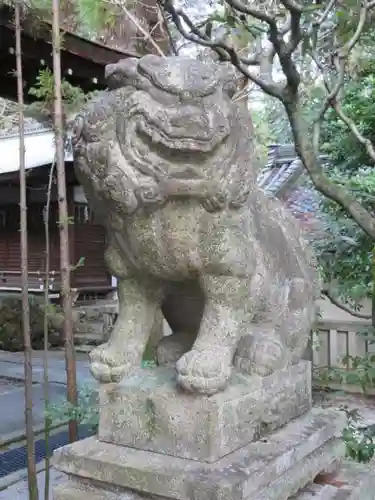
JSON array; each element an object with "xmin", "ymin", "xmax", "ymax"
[
  {"xmin": 234, "ymin": 278, "xmax": 315, "ymax": 376},
  {"xmin": 176, "ymin": 275, "xmax": 253, "ymax": 395}
]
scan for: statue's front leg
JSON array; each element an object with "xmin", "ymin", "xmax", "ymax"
[
  {"xmin": 176, "ymin": 275, "xmax": 253, "ymax": 395},
  {"xmin": 90, "ymin": 276, "xmax": 162, "ymax": 383}
]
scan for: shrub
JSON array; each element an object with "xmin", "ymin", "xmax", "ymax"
[{"xmin": 0, "ymin": 296, "xmax": 64, "ymax": 351}]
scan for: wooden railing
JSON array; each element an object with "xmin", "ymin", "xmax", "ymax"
[
  {"xmin": 0, "ymin": 270, "xmax": 61, "ymax": 293},
  {"xmin": 314, "ymin": 318, "xmax": 373, "ymax": 369}
]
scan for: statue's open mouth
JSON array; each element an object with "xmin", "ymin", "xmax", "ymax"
[
  {"xmin": 132, "ymin": 114, "xmax": 229, "ymax": 154},
  {"xmin": 121, "ymin": 115, "xmax": 234, "ymax": 180}
]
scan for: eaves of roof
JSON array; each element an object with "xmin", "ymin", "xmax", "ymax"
[{"xmin": 0, "ymin": 126, "xmax": 72, "ymax": 175}]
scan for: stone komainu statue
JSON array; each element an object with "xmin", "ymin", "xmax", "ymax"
[{"xmin": 72, "ymin": 55, "xmax": 320, "ymax": 395}]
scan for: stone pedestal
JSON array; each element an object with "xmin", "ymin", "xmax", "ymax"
[
  {"xmin": 53, "ymin": 407, "xmax": 344, "ymax": 500},
  {"xmin": 51, "ymin": 361, "xmax": 355, "ymax": 500},
  {"xmin": 98, "ymin": 361, "xmax": 311, "ymax": 462}
]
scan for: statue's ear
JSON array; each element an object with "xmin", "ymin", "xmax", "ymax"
[{"xmin": 105, "ymin": 58, "xmax": 139, "ymax": 89}]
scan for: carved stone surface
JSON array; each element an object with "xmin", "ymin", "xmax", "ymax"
[
  {"xmin": 52, "ymin": 408, "xmax": 344, "ymax": 500},
  {"xmin": 71, "ymin": 54, "xmax": 321, "ymax": 394},
  {"xmin": 98, "ymin": 361, "xmax": 311, "ymax": 462}
]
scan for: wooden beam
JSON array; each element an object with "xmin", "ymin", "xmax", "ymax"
[
  {"xmin": 0, "ymin": 3, "xmax": 140, "ymax": 102},
  {"xmin": 0, "ymin": 4, "xmax": 140, "ymax": 63}
]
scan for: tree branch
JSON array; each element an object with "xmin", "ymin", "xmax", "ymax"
[
  {"xmin": 279, "ymin": 0, "xmax": 303, "ymax": 13},
  {"xmin": 164, "ymin": 0, "xmax": 375, "ymax": 240},
  {"xmin": 109, "ymin": 0, "xmax": 166, "ymax": 56},
  {"xmin": 311, "ymin": 2, "xmax": 372, "ymax": 153},
  {"xmin": 163, "ymin": 0, "xmax": 284, "ymax": 98},
  {"xmin": 322, "ymin": 288, "xmax": 371, "ymax": 320},
  {"xmin": 288, "ymin": 108, "xmax": 375, "ymax": 239},
  {"xmin": 156, "ymin": 0, "xmax": 178, "ymax": 55},
  {"xmin": 223, "ymin": 0, "xmax": 277, "ymax": 27},
  {"xmin": 332, "ymin": 102, "xmax": 375, "ymax": 163},
  {"xmin": 339, "ymin": 1, "xmax": 369, "ymax": 55},
  {"xmin": 314, "ymin": 0, "xmax": 336, "ymax": 27},
  {"xmin": 311, "ymin": 54, "xmax": 346, "ymax": 151}
]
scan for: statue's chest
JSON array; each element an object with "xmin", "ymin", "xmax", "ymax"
[{"xmin": 123, "ymin": 203, "xmax": 203, "ymax": 278}]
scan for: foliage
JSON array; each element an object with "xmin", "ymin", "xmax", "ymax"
[
  {"xmin": 164, "ymin": 0, "xmax": 375, "ymax": 243},
  {"xmin": 28, "ymin": 0, "xmax": 116, "ymax": 38},
  {"xmin": 313, "ymin": 168, "xmax": 375, "ymax": 305},
  {"xmin": 316, "ymin": 352, "xmax": 375, "ymax": 394},
  {"xmin": 314, "ymin": 335, "xmax": 375, "ymax": 464},
  {"xmin": 27, "ymin": 68, "xmax": 90, "ymax": 119},
  {"xmin": 341, "ymin": 407, "xmax": 375, "ymax": 464},
  {"xmin": 46, "ymin": 360, "xmax": 157, "ymax": 432},
  {"xmin": 321, "ymin": 71, "xmax": 375, "ymax": 173},
  {"xmin": 46, "ymin": 384, "xmax": 99, "ymax": 431},
  {"xmin": 0, "ymin": 296, "xmax": 65, "ymax": 351},
  {"xmin": 301, "ymin": 42, "xmax": 375, "ymax": 307},
  {"xmin": 257, "ymin": 83, "xmax": 327, "ymax": 145},
  {"xmin": 73, "ymin": 0, "xmax": 116, "ymax": 38}
]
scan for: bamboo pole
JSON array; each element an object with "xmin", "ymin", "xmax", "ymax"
[
  {"xmin": 51, "ymin": 0, "xmax": 78, "ymax": 443},
  {"xmin": 15, "ymin": 3, "xmax": 39, "ymax": 499}
]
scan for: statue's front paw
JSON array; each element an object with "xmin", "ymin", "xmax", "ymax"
[
  {"xmin": 89, "ymin": 343, "xmax": 135, "ymax": 383},
  {"xmin": 176, "ymin": 347, "xmax": 232, "ymax": 395},
  {"xmin": 234, "ymin": 334, "xmax": 289, "ymax": 377},
  {"xmin": 202, "ymin": 192, "xmax": 227, "ymax": 212}
]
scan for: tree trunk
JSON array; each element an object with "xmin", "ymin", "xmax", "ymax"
[
  {"xmin": 15, "ymin": 3, "xmax": 39, "ymax": 500},
  {"xmin": 51, "ymin": 0, "xmax": 78, "ymax": 443}
]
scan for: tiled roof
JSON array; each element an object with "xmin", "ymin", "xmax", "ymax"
[
  {"xmin": 0, "ymin": 121, "xmax": 51, "ymax": 139},
  {"xmin": 259, "ymin": 144, "xmax": 321, "ymax": 228}
]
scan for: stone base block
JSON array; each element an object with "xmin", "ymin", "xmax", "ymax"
[
  {"xmin": 291, "ymin": 459, "xmax": 375, "ymax": 499},
  {"xmin": 98, "ymin": 361, "xmax": 311, "ymax": 462},
  {"xmin": 52, "ymin": 408, "xmax": 344, "ymax": 500},
  {"xmin": 53, "ymin": 459, "xmax": 375, "ymax": 500}
]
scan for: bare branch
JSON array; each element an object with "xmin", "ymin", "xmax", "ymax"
[
  {"xmin": 225, "ymin": 0, "xmax": 301, "ymax": 91},
  {"xmin": 322, "ymin": 289, "xmax": 371, "ymax": 320},
  {"xmin": 156, "ymin": 0, "xmax": 178, "ymax": 54},
  {"xmin": 163, "ymin": 0, "xmax": 284, "ymax": 99},
  {"xmin": 314, "ymin": 0, "xmax": 336, "ymax": 28},
  {"xmin": 285, "ymin": 8, "xmax": 302, "ymax": 54},
  {"xmin": 119, "ymin": 2, "xmax": 166, "ymax": 56},
  {"xmin": 223, "ymin": 0, "xmax": 277, "ymax": 27},
  {"xmin": 339, "ymin": 1, "xmax": 369, "ymax": 56}
]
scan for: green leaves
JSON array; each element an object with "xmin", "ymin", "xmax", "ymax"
[
  {"xmin": 321, "ymin": 71, "xmax": 375, "ymax": 172},
  {"xmin": 314, "ymin": 63, "xmax": 375, "ymax": 305},
  {"xmin": 75, "ymin": 0, "xmax": 116, "ymax": 38},
  {"xmin": 342, "ymin": 406, "xmax": 375, "ymax": 464},
  {"xmin": 28, "ymin": 67, "xmax": 91, "ymax": 117}
]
